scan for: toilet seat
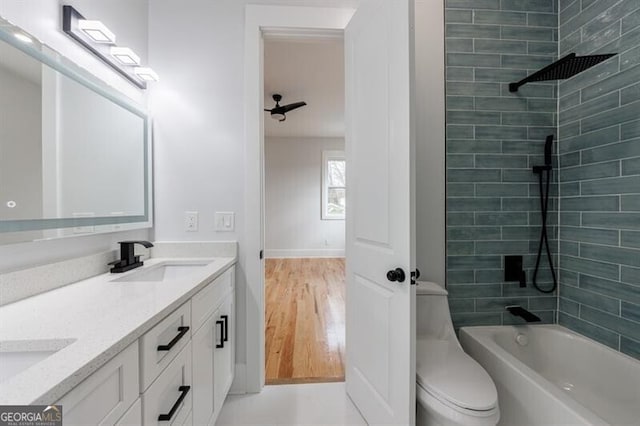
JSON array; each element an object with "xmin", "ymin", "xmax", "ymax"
[{"xmin": 416, "ymin": 338, "xmax": 498, "ymax": 417}]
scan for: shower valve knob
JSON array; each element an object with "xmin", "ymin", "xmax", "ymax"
[{"xmin": 387, "ymin": 268, "xmax": 406, "ymax": 283}]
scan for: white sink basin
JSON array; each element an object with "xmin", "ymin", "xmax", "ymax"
[
  {"xmin": 111, "ymin": 262, "xmax": 210, "ymax": 283},
  {"xmin": 0, "ymin": 339, "xmax": 75, "ymax": 384}
]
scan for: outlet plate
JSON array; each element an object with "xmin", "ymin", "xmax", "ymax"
[
  {"xmin": 185, "ymin": 211, "xmax": 199, "ymax": 232},
  {"xmin": 215, "ymin": 212, "xmax": 235, "ymax": 232}
]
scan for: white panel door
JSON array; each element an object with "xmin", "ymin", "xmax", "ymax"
[{"xmin": 345, "ymin": 0, "xmax": 416, "ymax": 424}]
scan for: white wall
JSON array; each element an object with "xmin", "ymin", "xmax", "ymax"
[
  {"xmin": 415, "ymin": 0, "xmax": 446, "ymax": 286},
  {"xmin": 265, "ymin": 137, "xmax": 345, "ymax": 258},
  {"xmin": 0, "ymin": 0, "xmax": 150, "ymax": 272}
]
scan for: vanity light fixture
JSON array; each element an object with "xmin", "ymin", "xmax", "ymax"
[
  {"xmin": 77, "ymin": 19, "xmax": 116, "ymax": 44},
  {"xmin": 110, "ymin": 47, "xmax": 141, "ymax": 66},
  {"xmin": 62, "ymin": 5, "xmax": 158, "ymax": 89},
  {"xmin": 133, "ymin": 67, "xmax": 159, "ymax": 82},
  {"xmin": 14, "ymin": 33, "xmax": 33, "ymax": 44}
]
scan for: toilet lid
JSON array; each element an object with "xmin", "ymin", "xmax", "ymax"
[{"xmin": 416, "ymin": 338, "xmax": 498, "ymax": 412}]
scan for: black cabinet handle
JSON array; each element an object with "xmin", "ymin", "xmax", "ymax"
[
  {"xmin": 221, "ymin": 315, "xmax": 229, "ymax": 342},
  {"xmin": 157, "ymin": 326, "xmax": 189, "ymax": 351},
  {"xmin": 387, "ymin": 268, "xmax": 406, "ymax": 283},
  {"xmin": 216, "ymin": 320, "xmax": 224, "ymax": 348},
  {"xmin": 158, "ymin": 385, "xmax": 190, "ymax": 421}
]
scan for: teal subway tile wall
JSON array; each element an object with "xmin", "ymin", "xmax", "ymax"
[
  {"xmin": 557, "ymin": 0, "xmax": 640, "ymax": 359},
  {"xmin": 445, "ymin": 0, "xmax": 559, "ymax": 327}
]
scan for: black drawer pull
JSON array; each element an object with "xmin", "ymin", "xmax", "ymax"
[
  {"xmin": 158, "ymin": 385, "xmax": 190, "ymax": 421},
  {"xmin": 221, "ymin": 314, "xmax": 229, "ymax": 342},
  {"xmin": 216, "ymin": 320, "xmax": 224, "ymax": 348},
  {"xmin": 157, "ymin": 326, "xmax": 189, "ymax": 351}
]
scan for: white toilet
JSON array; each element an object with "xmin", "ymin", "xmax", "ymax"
[{"xmin": 416, "ymin": 281, "xmax": 500, "ymax": 426}]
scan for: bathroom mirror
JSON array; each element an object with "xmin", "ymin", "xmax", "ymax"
[{"xmin": 0, "ymin": 19, "xmax": 151, "ymax": 245}]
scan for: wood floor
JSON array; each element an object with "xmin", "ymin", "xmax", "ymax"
[{"xmin": 265, "ymin": 258, "xmax": 345, "ymax": 385}]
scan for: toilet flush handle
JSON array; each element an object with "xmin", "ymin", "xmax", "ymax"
[{"xmin": 387, "ymin": 268, "xmax": 406, "ymax": 283}]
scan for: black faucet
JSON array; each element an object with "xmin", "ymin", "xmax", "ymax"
[
  {"xmin": 109, "ymin": 241, "xmax": 154, "ymax": 273},
  {"xmin": 506, "ymin": 306, "xmax": 541, "ymax": 323}
]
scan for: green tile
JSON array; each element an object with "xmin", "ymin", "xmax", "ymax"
[
  {"xmin": 583, "ymin": 212, "xmax": 640, "ymax": 229},
  {"xmin": 446, "ymin": 24, "xmax": 501, "ymax": 39},
  {"xmin": 447, "ymin": 111, "xmax": 501, "ymax": 124},
  {"xmin": 581, "ymin": 274, "xmax": 640, "ymax": 305},
  {"xmin": 446, "ymin": 0, "xmax": 500, "ymax": 9},
  {"xmin": 621, "ymin": 195, "xmax": 640, "ymax": 211},
  {"xmin": 622, "ymin": 158, "xmax": 640, "ymax": 175},
  {"xmin": 582, "ymin": 139, "xmax": 640, "ymax": 164},
  {"xmin": 448, "ymin": 197, "xmax": 502, "ymax": 211},
  {"xmin": 448, "ymin": 226, "xmax": 501, "ymax": 241},
  {"xmin": 560, "ymin": 196, "xmax": 620, "ymax": 211},
  {"xmin": 560, "ymin": 255, "xmax": 620, "ymax": 279},
  {"xmin": 475, "ymin": 10, "xmax": 526, "ymax": 24},
  {"xmin": 560, "ymin": 226, "xmax": 619, "ymax": 244},
  {"xmin": 502, "ymin": 25, "xmax": 555, "ymax": 41},
  {"xmin": 581, "ymin": 243, "xmax": 640, "ymax": 267},
  {"xmin": 447, "ymin": 67, "xmax": 475, "ymax": 81},
  {"xmin": 558, "ymin": 312, "xmax": 620, "ymax": 349},
  {"xmin": 581, "ymin": 305, "xmax": 640, "ymax": 342},
  {"xmin": 447, "ymin": 38, "xmax": 474, "ymax": 53},
  {"xmin": 560, "ymin": 161, "xmax": 620, "ymax": 182},
  {"xmin": 446, "ymin": 9, "xmax": 473, "ymax": 23},
  {"xmin": 581, "ymin": 176, "xmax": 640, "ymax": 195},
  {"xmin": 447, "ymin": 139, "xmax": 502, "ymax": 153},
  {"xmin": 448, "ymin": 169, "xmax": 502, "ymax": 182},
  {"xmin": 475, "ymin": 126, "xmax": 528, "ymax": 140},
  {"xmin": 502, "ymin": 0, "xmax": 555, "ymax": 12}
]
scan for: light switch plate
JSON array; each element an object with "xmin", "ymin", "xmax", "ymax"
[{"xmin": 215, "ymin": 212, "xmax": 235, "ymax": 232}]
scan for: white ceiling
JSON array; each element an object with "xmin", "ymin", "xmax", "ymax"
[{"xmin": 264, "ymin": 37, "xmax": 344, "ymax": 138}]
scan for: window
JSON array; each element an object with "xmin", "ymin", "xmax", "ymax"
[{"xmin": 322, "ymin": 150, "xmax": 346, "ymax": 220}]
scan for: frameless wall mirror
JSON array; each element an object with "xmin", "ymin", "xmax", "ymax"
[{"xmin": 0, "ymin": 18, "xmax": 152, "ymax": 245}]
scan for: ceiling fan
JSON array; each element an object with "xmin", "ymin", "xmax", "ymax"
[{"xmin": 264, "ymin": 94, "xmax": 307, "ymax": 122}]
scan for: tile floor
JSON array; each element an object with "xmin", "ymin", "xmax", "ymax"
[{"xmin": 216, "ymin": 382, "xmax": 366, "ymax": 425}]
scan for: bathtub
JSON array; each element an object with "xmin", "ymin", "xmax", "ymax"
[{"xmin": 459, "ymin": 325, "xmax": 640, "ymax": 426}]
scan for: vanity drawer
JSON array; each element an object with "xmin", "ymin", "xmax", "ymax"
[
  {"xmin": 142, "ymin": 342, "xmax": 192, "ymax": 426},
  {"xmin": 56, "ymin": 342, "xmax": 139, "ymax": 426},
  {"xmin": 140, "ymin": 301, "xmax": 191, "ymax": 391},
  {"xmin": 115, "ymin": 398, "xmax": 142, "ymax": 425},
  {"xmin": 191, "ymin": 266, "xmax": 234, "ymax": 333}
]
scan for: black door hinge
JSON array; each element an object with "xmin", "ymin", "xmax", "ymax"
[
  {"xmin": 259, "ymin": 250, "xmax": 264, "ymax": 260},
  {"xmin": 410, "ymin": 269, "xmax": 421, "ymax": 285}
]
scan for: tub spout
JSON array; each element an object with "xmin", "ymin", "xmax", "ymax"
[{"xmin": 506, "ymin": 305, "xmax": 541, "ymax": 323}]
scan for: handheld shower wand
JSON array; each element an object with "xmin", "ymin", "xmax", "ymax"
[{"xmin": 532, "ymin": 135, "xmax": 557, "ymax": 293}]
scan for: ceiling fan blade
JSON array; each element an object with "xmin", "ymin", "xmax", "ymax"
[
  {"xmin": 264, "ymin": 108, "xmax": 272, "ymax": 112},
  {"xmin": 281, "ymin": 101, "xmax": 307, "ymax": 113}
]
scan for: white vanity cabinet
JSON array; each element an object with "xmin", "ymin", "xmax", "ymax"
[
  {"xmin": 56, "ymin": 342, "xmax": 139, "ymax": 426},
  {"xmin": 192, "ymin": 267, "xmax": 235, "ymax": 426},
  {"xmin": 54, "ymin": 264, "xmax": 236, "ymax": 426}
]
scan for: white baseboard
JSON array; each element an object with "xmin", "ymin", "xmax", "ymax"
[{"xmin": 265, "ymin": 249, "xmax": 345, "ymax": 258}]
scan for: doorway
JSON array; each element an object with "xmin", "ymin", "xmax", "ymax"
[{"xmin": 262, "ymin": 35, "xmax": 347, "ymax": 385}]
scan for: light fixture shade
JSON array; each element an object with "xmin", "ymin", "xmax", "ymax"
[
  {"xmin": 78, "ymin": 19, "xmax": 116, "ymax": 44},
  {"xmin": 110, "ymin": 47, "xmax": 140, "ymax": 65},
  {"xmin": 271, "ymin": 113, "xmax": 286, "ymax": 121},
  {"xmin": 134, "ymin": 67, "xmax": 159, "ymax": 82}
]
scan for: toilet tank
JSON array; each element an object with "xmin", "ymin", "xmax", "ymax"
[{"xmin": 416, "ymin": 281, "xmax": 457, "ymax": 342}]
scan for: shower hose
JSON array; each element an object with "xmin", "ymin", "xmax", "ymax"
[{"xmin": 532, "ymin": 167, "xmax": 557, "ymax": 293}]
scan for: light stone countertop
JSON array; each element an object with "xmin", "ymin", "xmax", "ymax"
[{"xmin": 0, "ymin": 255, "xmax": 236, "ymax": 405}]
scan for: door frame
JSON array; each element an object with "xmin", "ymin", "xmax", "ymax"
[{"xmin": 243, "ymin": 4, "xmax": 356, "ymax": 393}]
